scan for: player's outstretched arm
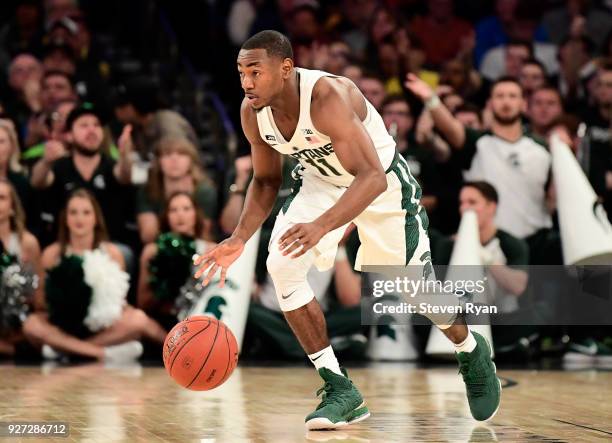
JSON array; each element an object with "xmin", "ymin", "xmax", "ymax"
[
  {"xmin": 311, "ymin": 81, "xmax": 388, "ymax": 232},
  {"xmin": 404, "ymin": 73, "xmax": 466, "ymax": 149},
  {"xmin": 194, "ymin": 99, "xmax": 282, "ymax": 286}
]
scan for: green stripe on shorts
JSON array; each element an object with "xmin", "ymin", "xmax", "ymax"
[
  {"xmin": 281, "ymin": 174, "xmax": 303, "ymax": 214},
  {"xmin": 389, "ymin": 153, "xmax": 430, "ymax": 265}
]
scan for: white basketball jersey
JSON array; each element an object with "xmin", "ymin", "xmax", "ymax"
[{"xmin": 256, "ymin": 68, "xmax": 396, "ymax": 187}]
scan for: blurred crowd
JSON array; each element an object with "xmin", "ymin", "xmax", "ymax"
[{"xmin": 0, "ymin": 0, "xmax": 611, "ymax": 365}]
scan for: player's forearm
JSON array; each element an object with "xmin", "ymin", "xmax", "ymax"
[
  {"xmin": 315, "ymin": 170, "xmax": 387, "ymax": 233},
  {"xmin": 232, "ymin": 177, "xmax": 281, "ymax": 242}
]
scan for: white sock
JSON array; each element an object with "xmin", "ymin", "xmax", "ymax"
[
  {"xmin": 104, "ymin": 341, "xmax": 143, "ymax": 362},
  {"xmin": 454, "ymin": 331, "xmax": 477, "ymax": 354},
  {"xmin": 308, "ymin": 345, "xmax": 343, "ymax": 376}
]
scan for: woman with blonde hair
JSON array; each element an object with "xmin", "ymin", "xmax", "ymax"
[
  {"xmin": 0, "ymin": 179, "xmax": 41, "ymax": 356},
  {"xmin": 137, "ymin": 136, "xmax": 217, "ymax": 243},
  {"xmin": 0, "ymin": 120, "xmax": 34, "ymax": 222},
  {"xmin": 22, "ymin": 189, "xmax": 167, "ymax": 361}
]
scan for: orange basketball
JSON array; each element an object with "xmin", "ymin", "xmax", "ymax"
[{"xmin": 163, "ymin": 315, "xmax": 239, "ymax": 391}]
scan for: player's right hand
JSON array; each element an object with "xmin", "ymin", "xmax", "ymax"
[
  {"xmin": 193, "ymin": 236, "xmax": 245, "ymax": 287},
  {"xmin": 404, "ymin": 73, "xmax": 434, "ymax": 102}
]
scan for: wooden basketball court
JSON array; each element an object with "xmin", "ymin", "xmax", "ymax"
[{"xmin": 0, "ymin": 363, "xmax": 610, "ymax": 442}]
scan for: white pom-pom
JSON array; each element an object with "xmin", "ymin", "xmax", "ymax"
[{"xmin": 82, "ymin": 249, "xmax": 130, "ymax": 332}]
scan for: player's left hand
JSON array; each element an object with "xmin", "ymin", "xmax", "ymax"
[{"xmin": 278, "ymin": 222, "xmax": 326, "ymax": 258}]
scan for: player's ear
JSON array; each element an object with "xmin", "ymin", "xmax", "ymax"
[{"xmin": 281, "ymin": 58, "xmax": 294, "ymax": 79}]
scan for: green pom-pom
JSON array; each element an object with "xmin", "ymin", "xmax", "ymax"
[
  {"xmin": 148, "ymin": 233, "xmax": 196, "ymax": 301},
  {"xmin": 46, "ymin": 255, "xmax": 93, "ymax": 338},
  {"xmin": 0, "ymin": 252, "xmax": 17, "ymax": 275}
]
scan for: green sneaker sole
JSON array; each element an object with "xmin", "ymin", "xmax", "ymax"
[{"xmin": 305, "ymin": 402, "xmax": 370, "ymax": 430}]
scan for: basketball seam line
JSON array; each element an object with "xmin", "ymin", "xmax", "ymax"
[
  {"xmin": 168, "ymin": 318, "xmax": 212, "ymax": 373},
  {"xmin": 215, "ymin": 325, "xmax": 232, "ymax": 389},
  {"xmin": 186, "ymin": 320, "xmax": 220, "ymax": 389}
]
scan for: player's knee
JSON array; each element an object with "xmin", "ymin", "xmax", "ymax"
[
  {"xmin": 265, "ymin": 248, "xmax": 286, "ymax": 279},
  {"xmin": 266, "ymin": 249, "xmax": 314, "ymax": 311}
]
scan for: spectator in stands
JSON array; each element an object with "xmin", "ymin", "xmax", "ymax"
[
  {"xmin": 406, "ymin": 74, "xmax": 559, "ymax": 263},
  {"xmin": 480, "ymin": 40, "xmax": 534, "ymax": 82},
  {"xmin": 138, "ymin": 191, "xmax": 216, "ymax": 329},
  {"xmin": 474, "ymin": 0, "xmax": 548, "ymax": 67},
  {"xmin": 409, "ymin": 0, "xmax": 474, "ymax": 68},
  {"xmin": 21, "ymin": 98, "xmax": 77, "ymax": 169},
  {"xmin": 24, "ymin": 70, "xmax": 78, "ymax": 147},
  {"xmin": 30, "ymin": 103, "xmax": 133, "ymax": 245},
  {"xmin": 0, "ymin": 180, "xmax": 42, "ymax": 357},
  {"xmin": 357, "ymin": 74, "xmax": 386, "ymax": 111},
  {"xmin": 439, "ymin": 59, "xmax": 483, "ymax": 105},
  {"xmin": 4, "ymin": 54, "xmax": 43, "ymax": 134},
  {"xmin": 342, "ymin": 64, "xmax": 363, "ymax": 83},
  {"xmin": 325, "ymin": 41, "xmax": 352, "ymax": 75},
  {"xmin": 136, "ymin": 136, "xmax": 217, "ymax": 244},
  {"xmin": 542, "ymin": 0, "xmax": 612, "ymax": 52},
  {"xmin": 528, "ymin": 87, "xmax": 564, "ymax": 139},
  {"xmin": 455, "ymin": 103, "xmax": 484, "ymax": 130},
  {"xmin": 555, "ymin": 35, "xmax": 596, "ymax": 109},
  {"xmin": 433, "ymin": 181, "xmax": 529, "ymax": 308},
  {"xmin": 0, "ymin": 120, "xmax": 32, "ymax": 216},
  {"xmin": 0, "ymin": 2, "xmax": 44, "ymax": 68},
  {"xmin": 519, "ymin": 59, "xmax": 548, "ymax": 99},
  {"xmin": 287, "ymin": 3, "xmax": 324, "ymax": 67},
  {"xmin": 22, "ymin": 189, "xmax": 166, "ymax": 361},
  {"xmin": 580, "ymin": 61, "xmax": 612, "ymax": 214},
  {"xmin": 338, "ymin": 0, "xmax": 377, "ymax": 57},
  {"xmin": 381, "ymin": 95, "xmax": 437, "ymax": 211},
  {"xmin": 431, "ymin": 181, "xmax": 532, "ymax": 357},
  {"xmin": 113, "ymin": 77, "xmax": 198, "ymax": 165}
]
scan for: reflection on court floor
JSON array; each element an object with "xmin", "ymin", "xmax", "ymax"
[{"xmin": 0, "ymin": 364, "xmax": 610, "ymax": 442}]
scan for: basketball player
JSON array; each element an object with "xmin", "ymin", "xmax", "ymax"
[{"xmin": 194, "ymin": 30, "xmax": 501, "ymax": 430}]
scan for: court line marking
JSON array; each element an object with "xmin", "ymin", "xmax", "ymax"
[{"xmin": 553, "ymin": 419, "xmax": 612, "ymax": 436}]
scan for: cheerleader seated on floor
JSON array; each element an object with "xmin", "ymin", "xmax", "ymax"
[
  {"xmin": 138, "ymin": 191, "xmax": 216, "ymax": 330},
  {"xmin": 0, "ymin": 179, "xmax": 41, "ymax": 357},
  {"xmin": 22, "ymin": 189, "xmax": 167, "ymax": 361}
]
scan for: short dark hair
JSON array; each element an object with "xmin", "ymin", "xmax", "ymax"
[
  {"xmin": 454, "ymin": 103, "xmax": 482, "ymax": 122},
  {"xmin": 491, "ymin": 75, "xmax": 523, "ymax": 94},
  {"xmin": 241, "ymin": 30, "xmax": 293, "ymax": 60},
  {"xmin": 381, "ymin": 94, "xmax": 410, "ymax": 112},
  {"xmin": 522, "ymin": 58, "xmax": 547, "ymax": 76},
  {"xmin": 531, "ymin": 85, "xmax": 563, "ymax": 104},
  {"xmin": 506, "ymin": 39, "xmax": 534, "ymax": 57},
  {"xmin": 463, "ymin": 181, "xmax": 498, "ymax": 204},
  {"xmin": 43, "ymin": 69, "xmax": 75, "ymax": 88}
]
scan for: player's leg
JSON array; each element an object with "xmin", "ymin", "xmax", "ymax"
[
  {"xmin": 356, "ymin": 154, "xmax": 501, "ymax": 420},
  {"xmin": 267, "ymin": 177, "xmax": 369, "ymax": 430}
]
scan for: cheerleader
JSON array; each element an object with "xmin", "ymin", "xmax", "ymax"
[
  {"xmin": 0, "ymin": 179, "xmax": 41, "ymax": 356},
  {"xmin": 138, "ymin": 191, "xmax": 215, "ymax": 329},
  {"xmin": 22, "ymin": 189, "xmax": 167, "ymax": 361}
]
